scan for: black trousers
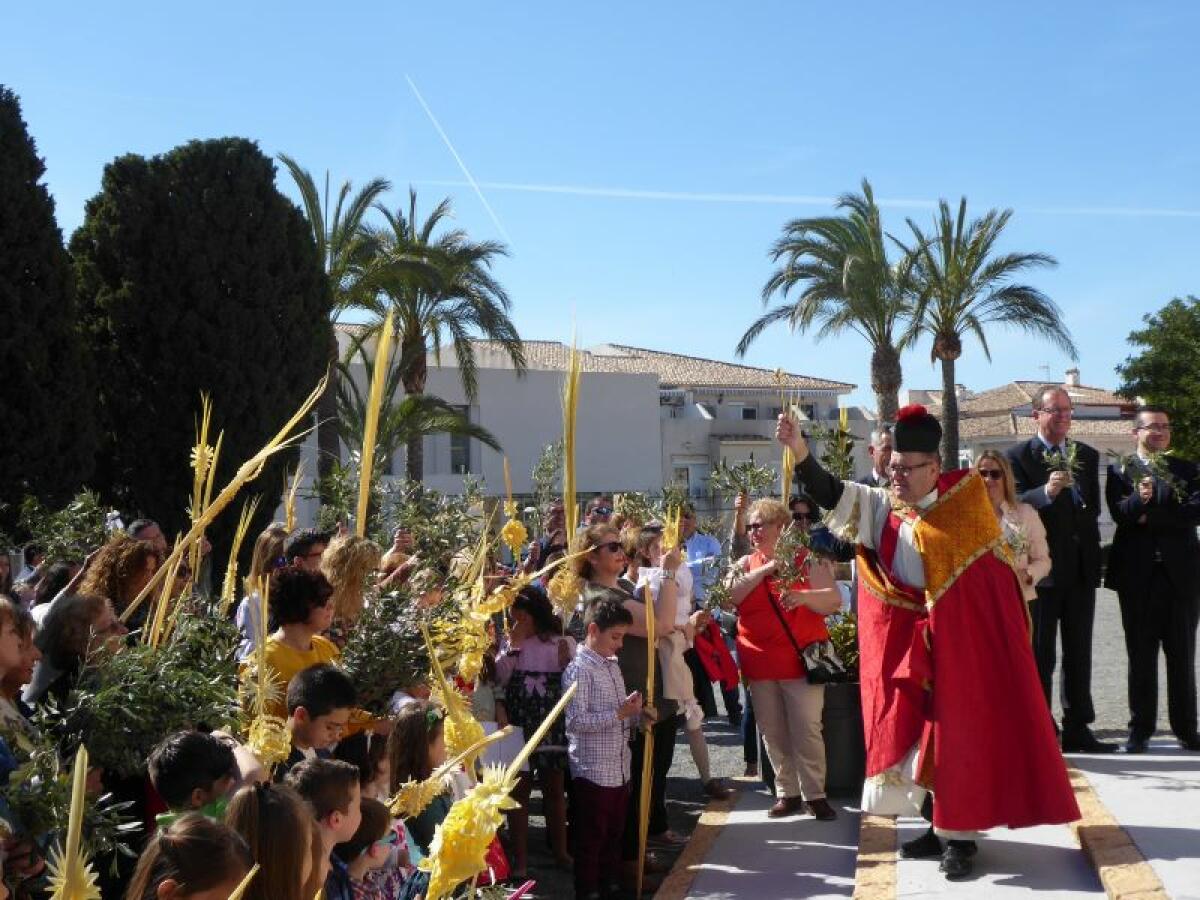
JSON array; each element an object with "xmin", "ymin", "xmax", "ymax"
[
  {"xmin": 1118, "ymin": 564, "xmax": 1200, "ymax": 741},
  {"xmin": 1031, "ymin": 584, "xmax": 1097, "ymax": 732},
  {"xmin": 622, "ymin": 713, "xmax": 680, "ymax": 860}
]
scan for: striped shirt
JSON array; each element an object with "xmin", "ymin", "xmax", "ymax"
[{"xmin": 562, "ymin": 645, "xmax": 631, "ymax": 787}]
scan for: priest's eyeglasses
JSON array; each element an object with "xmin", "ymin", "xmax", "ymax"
[{"xmin": 887, "ymin": 461, "xmax": 935, "ymax": 478}]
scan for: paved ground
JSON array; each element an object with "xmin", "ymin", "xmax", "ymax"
[
  {"xmin": 1073, "ymin": 740, "xmax": 1200, "ymax": 900},
  {"xmin": 686, "ymin": 791, "xmax": 859, "ymax": 899},
  {"xmin": 514, "ymin": 587, "xmax": 1199, "ymax": 897}
]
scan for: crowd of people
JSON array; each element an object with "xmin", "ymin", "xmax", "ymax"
[{"xmin": 0, "ymin": 383, "xmax": 1196, "ymax": 897}]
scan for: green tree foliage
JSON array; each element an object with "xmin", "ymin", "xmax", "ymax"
[
  {"xmin": 277, "ymin": 155, "xmax": 391, "ymax": 492},
  {"xmin": 0, "ymin": 86, "xmax": 97, "ymax": 528},
  {"xmin": 335, "ymin": 333, "xmax": 500, "ymax": 476},
  {"xmin": 359, "ymin": 190, "xmax": 525, "ymax": 481},
  {"xmin": 71, "ymin": 137, "xmax": 332, "ymax": 564},
  {"xmin": 738, "ymin": 180, "xmax": 913, "ymax": 423},
  {"xmin": 902, "ymin": 198, "xmax": 1074, "ymax": 469},
  {"xmin": 1116, "ymin": 296, "xmax": 1200, "ymax": 459}
]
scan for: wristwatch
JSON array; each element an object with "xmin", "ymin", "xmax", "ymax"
[{"xmin": 662, "ymin": 569, "xmax": 677, "ymax": 584}]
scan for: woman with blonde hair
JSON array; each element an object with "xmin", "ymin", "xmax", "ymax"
[
  {"xmin": 976, "ymin": 450, "xmax": 1050, "ymax": 601},
  {"xmin": 725, "ymin": 497, "xmax": 842, "ymax": 821},
  {"xmin": 320, "ymin": 532, "xmax": 382, "ymax": 647},
  {"xmin": 235, "ymin": 523, "xmax": 289, "ymax": 660}
]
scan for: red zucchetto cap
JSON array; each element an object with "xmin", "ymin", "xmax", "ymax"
[{"xmin": 893, "ymin": 404, "xmax": 942, "ymax": 453}]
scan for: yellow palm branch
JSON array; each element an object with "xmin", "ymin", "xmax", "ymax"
[
  {"xmin": 121, "ymin": 372, "xmax": 328, "ymax": 623},
  {"xmin": 357, "ymin": 309, "xmax": 394, "ymax": 537},
  {"xmin": 46, "ymin": 745, "xmax": 101, "ymax": 900}
]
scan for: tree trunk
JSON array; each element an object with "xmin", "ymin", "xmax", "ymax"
[
  {"xmin": 316, "ymin": 325, "xmax": 342, "ymax": 500},
  {"xmin": 401, "ymin": 336, "xmax": 428, "ymax": 483},
  {"xmin": 869, "ymin": 342, "xmax": 903, "ymax": 424},
  {"xmin": 939, "ymin": 354, "xmax": 960, "ymax": 470}
]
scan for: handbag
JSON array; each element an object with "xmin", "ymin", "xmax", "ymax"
[{"xmin": 764, "ymin": 585, "xmax": 847, "ymax": 685}]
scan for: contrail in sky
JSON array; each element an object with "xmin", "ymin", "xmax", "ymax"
[
  {"xmin": 418, "ymin": 178, "xmax": 1200, "ymax": 218},
  {"xmin": 404, "ymin": 77, "xmax": 513, "ymax": 243}
]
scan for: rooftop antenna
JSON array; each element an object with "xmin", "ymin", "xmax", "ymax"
[{"xmin": 1037, "ymin": 362, "xmax": 1052, "ymax": 382}]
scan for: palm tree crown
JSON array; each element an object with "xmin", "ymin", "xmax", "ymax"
[
  {"xmin": 738, "ymin": 179, "xmax": 914, "ymax": 422},
  {"xmin": 902, "ymin": 197, "xmax": 1077, "ymax": 468},
  {"xmin": 278, "ymin": 154, "xmax": 392, "ymax": 490},
  {"xmin": 360, "ymin": 189, "xmax": 524, "ymax": 480}
]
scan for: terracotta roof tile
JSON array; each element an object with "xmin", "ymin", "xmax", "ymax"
[
  {"xmin": 926, "ymin": 379, "xmax": 1133, "ymax": 419},
  {"xmin": 334, "ymin": 326, "xmax": 854, "ymax": 392},
  {"xmin": 957, "ymin": 413, "xmax": 1018, "ymax": 439},
  {"xmin": 592, "ymin": 343, "xmax": 853, "ymax": 391}
]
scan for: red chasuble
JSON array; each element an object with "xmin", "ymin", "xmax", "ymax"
[{"xmin": 856, "ymin": 469, "xmax": 1080, "ymax": 831}]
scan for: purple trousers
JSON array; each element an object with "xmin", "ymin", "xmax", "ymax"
[{"xmin": 570, "ymin": 777, "xmax": 630, "ymax": 895}]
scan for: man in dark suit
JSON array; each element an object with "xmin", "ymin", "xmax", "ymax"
[
  {"xmin": 858, "ymin": 425, "xmax": 893, "ymax": 487},
  {"xmin": 1104, "ymin": 406, "xmax": 1200, "ymax": 753},
  {"xmin": 1005, "ymin": 386, "xmax": 1113, "ymax": 753}
]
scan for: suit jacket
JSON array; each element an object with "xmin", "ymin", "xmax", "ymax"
[
  {"xmin": 856, "ymin": 472, "xmax": 889, "ymax": 489},
  {"xmin": 1004, "ymin": 437, "xmax": 1102, "ymax": 589},
  {"xmin": 1104, "ymin": 454, "xmax": 1200, "ymax": 598}
]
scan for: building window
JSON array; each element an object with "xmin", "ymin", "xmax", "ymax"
[
  {"xmin": 741, "ymin": 406, "xmax": 758, "ymax": 421},
  {"xmin": 450, "ymin": 405, "xmax": 472, "ymax": 475}
]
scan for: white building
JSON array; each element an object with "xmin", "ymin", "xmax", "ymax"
[{"xmin": 286, "ymin": 329, "xmax": 858, "ymax": 520}]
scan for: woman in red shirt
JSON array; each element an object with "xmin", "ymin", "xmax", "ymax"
[{"xmin": 728, "ymin": 498, "xmax": 842, "ymax": 820}]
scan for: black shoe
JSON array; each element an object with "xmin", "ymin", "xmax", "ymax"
[
  {"xmin": 806, "ymin": 798, "xmax": 837, "ymax": 821},
  {"xmin": 900, "ymin": 827, "xmax": 942, "ymax": 859},
  {"xmin": 1061, "ymin": 729, "xmax": 1117, "ymax": 754},
  {"xmin": 940, "ymin": 841, "xmax": 976, "ymax": 880},
  {"xmin": 1121, "ymin": 735, "xmax": 1150, "ymax": 754},
  {"xmin": 1179, "ymin": 735, "xmax": 1200, "ymax": 751}
]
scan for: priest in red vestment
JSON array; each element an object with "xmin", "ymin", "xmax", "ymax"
[{"xmin": 778, "ymin": 404, "xmax": 1079, "ymax": 880}]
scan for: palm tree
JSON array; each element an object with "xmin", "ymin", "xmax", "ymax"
[
  {"xmin": 901, "ymin": 198, "xmax": 1077, "ymax": 468},
  {"xmin": 335, "ymin": 334, "xmax": 501, "ymax": 475},
  {"xmin": 737, "ymin": 179, "xmax": 914, "ymax": 423},
  {"xmin": 359, "ymin": 189, "xmax": 525, "ymax": 481},
  {"xmin": 277, "ymin": 154, "xmax": 391, "ymax": 490}
]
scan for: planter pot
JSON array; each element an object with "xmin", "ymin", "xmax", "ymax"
[{"xmin": 822, "ymin": 679, "xmax": 865, "ymax": 798}]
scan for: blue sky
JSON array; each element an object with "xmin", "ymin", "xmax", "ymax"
[{"xmin": 6, "ymin": 2, "xmax": 1199, "ymax": 407}]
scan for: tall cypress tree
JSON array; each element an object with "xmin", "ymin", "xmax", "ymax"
[
  {"xmin": 72, "ymin": 137, "xmax": 332, "ymax": 558},
  {"xmin": 0, "ymin": 85, "xmax": 97, "ymax": 528}
]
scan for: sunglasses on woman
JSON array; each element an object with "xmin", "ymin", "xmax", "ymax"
[
  {"xmin": 978, "ymin": 469, "xmax": 1004, "ymax": 481},
  {"xmin": 594, "ymin": 541, "xmax": 623, "ymax": 553}
]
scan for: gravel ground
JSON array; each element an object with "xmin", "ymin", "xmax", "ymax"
[
  {"xmin": 1060, "ymin": 586, "xmax": 1197, "ymax": 738},
  {"xmin": 514, "ymin": 586, "xmax": 1199, "ymax": 897}
]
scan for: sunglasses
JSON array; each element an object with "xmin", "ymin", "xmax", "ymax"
[
  {"xmin": 792, "ymin": 512, "xmax": 811, "ymax": 522},
  {"xmin": 746, "ymin": 522, "xmax": 771, "ymax": 531},
  {"xmin": 374, "ymin": 830, "xmax": 400, "ymax": 848},
  {"xmin": 594, "ymin": 541, "xmax": 624, "ymax": 553},
  {"xmin": 591, "ymin": 507, "xmax": 613, "ymax": 516},
  {"xmin": 978, "ymin": 469, "xmax": 1004, "ymax": 481}
]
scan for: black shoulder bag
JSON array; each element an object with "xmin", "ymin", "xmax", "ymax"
[{"xmin": 764, "ymin": 584, "xmax": 847, "ymax": 685}]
